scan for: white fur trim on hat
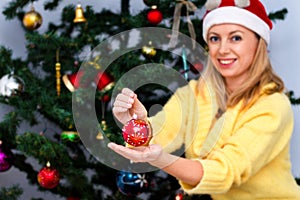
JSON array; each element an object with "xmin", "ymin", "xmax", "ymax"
[{"xmin": 203, "ymin": 6, "xmax": 271, "ymax": 44}]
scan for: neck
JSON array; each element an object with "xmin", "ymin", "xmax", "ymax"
[{"xmin": 225, "ymin": 77, "xmax": 246, "ymax": 93}]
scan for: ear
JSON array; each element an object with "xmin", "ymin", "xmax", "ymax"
[
  {"xmin": 205, "ymin": 0, "xmax": 222, "ymax": 10},
  {"xmin": 234, "ymin": 0, "xmax": 250, "ymax": 7}
]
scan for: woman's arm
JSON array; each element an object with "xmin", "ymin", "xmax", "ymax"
[
  {"xmin": 154, "ymin": 152, "xmax": 204, "ymax": 186},
  {"xmin": 107, "ymin": 142, "xmax": 203, "ymax": 186}
]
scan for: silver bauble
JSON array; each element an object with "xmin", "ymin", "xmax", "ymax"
[{"xmin": 0, "ymin": 74, "xmax": 25, "ymax": 97}]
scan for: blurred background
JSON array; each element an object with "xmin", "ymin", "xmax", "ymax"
[{"xmin": 0, "ymin": 0, "xmax": 299, "ymax": 199}]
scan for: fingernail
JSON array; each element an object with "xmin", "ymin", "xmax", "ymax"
[
  {"xmin": 129, "ymin": 98, "xmax": 134, "ymax": 103},
  {"xmin": 107, "ymin": 143, "xmax": 113, "ymax": 148}
]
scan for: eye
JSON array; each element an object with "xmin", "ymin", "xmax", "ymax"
[
  {"xmin": 232, "ymin": 35, "xmax": 242, "ymax": 42},
  {"xmin": 208, "ymin": 36, "xmax": 219, "ymax": 42}
]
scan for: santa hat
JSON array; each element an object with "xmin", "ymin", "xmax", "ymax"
[{"xmin": 202, "ymin": 0, "xmax": 272, "ymax": 44}]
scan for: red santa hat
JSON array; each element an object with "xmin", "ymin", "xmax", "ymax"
[{"xmin": 202, "ymin": 0, "xmax": 272, "ymax": 44}]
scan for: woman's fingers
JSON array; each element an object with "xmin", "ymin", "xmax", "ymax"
[
  {"xmin": 107, "ymin": 142, "xmax": 163, "ymax": 164},
  {"xmin": 121, "ymin": 88, "xmax": 135, "ymax": 97},
  {"xmin": 112, "ymin": 87, "xmax": 147, "ymax": 123},
  {"xmin": 107, "ymin": 143, "xmax": 152, "ymax": 162},
  {"xmin": 112, "ymin": 89, "xmax": 136, "ymax": 123},
  {"xmin": 107, "ymin": 142, "xmax": 144, "ymax": 162},
  {"xmin": 114, "ymin": 94, "xmax": 133, "ymax": 106},
  {"xmin": 113, "ymin": 89, "xmax": 136, "ymax": 111},
  {"xmin": 113, "ymin": 99, "xmax": 132, "ymax": 110}
]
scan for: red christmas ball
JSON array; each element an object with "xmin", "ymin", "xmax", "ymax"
[
  {"xmin": 122, "ymin": 119, "xmax": 150, "ymax": 147},
  {"xmin": 175, "ymin": 193, "xmax": 183, "ymax": 200},
  {"xmin": 147, "ymin": 9, "xmax": 163, "ymax": 25},
  {"xmin": 190, "ymin": 62, "xmax": 204, "ymax": 74},
  {"xmin": 37, "ymin": 162, "xmax": 60, "ymax": 189},
  {"xmin": 101, "ymin": 95, "xmax": 111, "ymax": 102}
]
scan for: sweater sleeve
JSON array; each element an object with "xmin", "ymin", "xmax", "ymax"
[
  {"xmin": 149, "ymin": 80, "xmax": 199, "ymax": 154},
  {"xmin": 180, "ymin": 92, "xmax": 294, "ymax": 194}
]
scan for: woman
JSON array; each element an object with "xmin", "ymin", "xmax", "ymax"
[{"xmin": 108, "ymin": 0, "xmax": 300, "ymax": 199}]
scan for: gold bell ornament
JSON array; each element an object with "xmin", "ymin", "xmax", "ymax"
[
  {"xmin": 23, "ymin": 5, "xmax": 43, "ymax": 30},
  {"xmin": 142, "ymin": 41, "xmax": 156, "ymax": 58},
  {"xmin": 73, "ymin": 4, "xmax": 87, "ymax": 23}
]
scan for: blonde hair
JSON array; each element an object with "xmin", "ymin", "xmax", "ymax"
[{"xmin": 200, "ymin": 38, "xmax": 284, "ymax": 111}]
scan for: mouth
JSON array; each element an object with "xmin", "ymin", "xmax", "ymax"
[
  {"xmin": 218, "ymin": 59, "xmax": 236, "ymax": 67},
  {"xmin": 218, "ymin": 59, "xmax": 236, "ymax": 65}
]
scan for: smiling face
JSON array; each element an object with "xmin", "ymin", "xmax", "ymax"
[{"xmin": 207, "ymin": 23, "xmax": 259, "ymax": 92}]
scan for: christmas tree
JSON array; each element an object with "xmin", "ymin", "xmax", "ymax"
[{"xmin": 0, "ymin": 0, "xmax": 296, "ymax": 199}]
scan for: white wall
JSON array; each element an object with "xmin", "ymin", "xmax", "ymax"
[
  {"xmin": 262, "ymin": 0, "xmax": 300, "ymax": 177},
  {"xmin": 0, "ymin": 0, "xmax": 299, "ymax": 198}
]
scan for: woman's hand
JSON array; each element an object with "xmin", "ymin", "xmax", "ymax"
[
  {"xmin": 107, "ymin": 143, "xmax": 203, "ymax": 186},
  {"xmin": 107, "ymin": 143, "xmax": 177, "ymax": 169},
  {"xmin": 112, "ymin": 88, "xmax": 147, "ymax": 125},
  {"xmin": 107, "ymin": 143, "xmax": 162, "ymax": 163}
]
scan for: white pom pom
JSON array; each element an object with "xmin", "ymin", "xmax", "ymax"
[
  {"xmin": 234, "ymin": 0, "xmax": 250, "ymax": 8},
  {"xmin": 205, "ymin": 0, "xmax": 222, "ymax": 10}
]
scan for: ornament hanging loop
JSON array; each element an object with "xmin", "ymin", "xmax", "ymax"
[{"xmin": 169, "ymin": 0, "xmax": 197, "ymax": 49}]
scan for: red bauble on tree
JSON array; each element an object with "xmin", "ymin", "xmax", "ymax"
[
  {"xmin": 190, "ymin": 62, "xmax": 204, "ymax": 74},
  {"xmin": 174, "ymin": 191, "xmax": 184, "ymax": 200},
  {"xmin": 37, "ymin": 161, "xmax": 60, "ymax": 189},
  {"xmin": 147, "ymin": 6, "xmax": 163, "ymax": 25},
  {"xmin": 122, "ymin": 116, "xmax": 151, "ymax": 147}
]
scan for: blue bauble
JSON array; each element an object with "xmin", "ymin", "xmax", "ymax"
[{"xmin": 116, "ymin": 171, "xmax": 148, "ymax": 196}]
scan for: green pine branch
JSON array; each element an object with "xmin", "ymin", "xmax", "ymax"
[
  {"xmin": 268, "ymin": 8, "xmax": 288, "ymax": 22},
  {"xmin": 0, "ymin": 185, "xmax": 23, "ymax": 200},
  {"xmin": 287, "ymin": 91, "xmax": 300, "ymax": 105},
  {"xmin": 0, "ymin": 111, "xmax": 20, "ymax": 147}
]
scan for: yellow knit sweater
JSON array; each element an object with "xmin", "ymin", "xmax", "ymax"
[{"xmin": 149, "ymin": 79, "xmax": 300, "ymax": 199}]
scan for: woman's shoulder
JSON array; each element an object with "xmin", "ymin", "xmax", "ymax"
[
  {"xmin": 260, "ymin": 88, "xmax": 291, "ymax": 107},
  {"xmin": 174, "ymin": 79, "xmax": 199, "ymax": 95},
  {"xmin": 247, "ymin": 90, "xmax": 293, "ymax": 118},
  {"xmin": 177, "ymin": 78, "xmax": 212, "ymax": 99},
  {"xmin": 247, "ymin": 82, "xmax": 291, "ymax": 110}
]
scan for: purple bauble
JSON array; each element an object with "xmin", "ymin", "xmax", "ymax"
[{"xmin": 0, "ymin": 142, "xmax": 13, "ymax": 172}]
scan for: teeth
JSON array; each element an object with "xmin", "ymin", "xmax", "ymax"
[{"xmin": 220, "ymin": 60, "xmax": 233, "ymax": 64}]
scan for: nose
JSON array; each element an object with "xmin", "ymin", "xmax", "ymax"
[{"xmin": 218, "ymin": 41, "xmax": 230, "ymax": 54}]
